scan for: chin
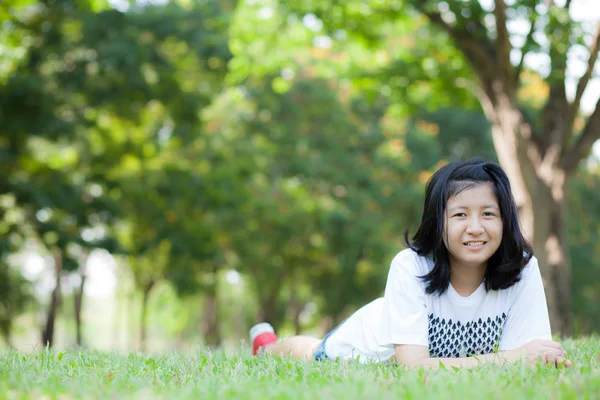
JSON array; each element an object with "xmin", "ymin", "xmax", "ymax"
[{"xmin": 459, "ymin": 255, "xmax": 492, "ymax": 268}]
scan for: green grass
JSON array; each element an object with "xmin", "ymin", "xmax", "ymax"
[{"xmin": 1, "ymin": 337, "xmax": 598, "ymax": 399}]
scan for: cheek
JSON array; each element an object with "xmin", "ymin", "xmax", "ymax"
[
  {"xmin": 490, "ymin": 221, "xmax": 503, "ymax": 239},
  {"xmin": 444, "ymin": 223, "xmax": 462, "ymax": 244}
]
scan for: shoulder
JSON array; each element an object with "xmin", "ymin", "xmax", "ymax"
[
  {"xmin": 390, "ymin": 248, "xmax": 434, "ymax": 277},
  {"xmin": 518, "ymin": 255, "xmax": 540, "ymax": 281},
  {"xmin": 383, "ymin": 249, "xmax": 430, "ymax": 299},
  {"xmin": 504, "ymin": 255, "xmax": 541, "ymax": 295}
]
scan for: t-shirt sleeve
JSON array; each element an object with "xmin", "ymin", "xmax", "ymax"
[
  {"xmin": 498, "ymin": 257, "xmax": 552, "ymax": 351},
  {"xmin": 378, "ymin": 251, "xmax": 429, "ymax": 348}
]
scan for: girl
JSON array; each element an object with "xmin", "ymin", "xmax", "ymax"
[{"xmin": 249, "ymin": 158, "xmax": 572, "ymax": 368}]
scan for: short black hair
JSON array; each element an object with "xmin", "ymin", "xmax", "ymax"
[{"xmin": 404, "ymin": 157, "xmax": 533, "ymax": 295}]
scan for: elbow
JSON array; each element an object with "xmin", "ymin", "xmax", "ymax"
[{"xmin": 393, "ymin": 344, "xmax": 431, "ymax": 368}]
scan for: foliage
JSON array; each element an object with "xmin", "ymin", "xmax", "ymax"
[
  {"xmin": 1, "ymin": 0, "xmax": 234, "ymax": 343},
  {"xmin": 0, "ymin": 261, "xmax": 33, "ymax": 345},
  {"xmin": 1, "ymin": 0, "xmax": 600, "ymax": 349},
  {"xmin": 568, "ymin": 167, "xmax": 600, "ymax": 334},
  {"xmin": 277, "ymin": 0, "xmax": 600, "ymax": 335}
]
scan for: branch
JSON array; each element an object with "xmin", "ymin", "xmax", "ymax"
[
  {"xmin": 412, "ymin": 0, "xmax": 497, "ymax": 88},
  {"xmin": 565, "ymin": 0, "xmax": 573, "ymax": 9},
  {"xmin": 494, "ymin": 0, "xmax": 515, "ymax": 91},
  {"xmin": 569, "ymin": 23, "xmax": 600, "ymax": 126},
  {"xmin": 540, "ymin": 2, "xmax": 572, "ymax": 155},
  {"xmin": 515, "ymin": 5, "xmax": 539, "ymax": 85},
  {"xmin": 563, "ymin": 97, "xmax": 600, "ymax": 173}
]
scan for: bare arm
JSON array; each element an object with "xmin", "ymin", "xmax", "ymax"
[
  {"xmin": 394, "ymin": 339, "xmax": 572, "ymax": 369},
  {"xmin": 394, "ymin": 344, "xmax": 508, "ymax": 369}
]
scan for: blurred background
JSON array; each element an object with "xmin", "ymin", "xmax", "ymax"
[{"xmin": 1, "ymin": 0, "xmax": 599, "ymax": 353}]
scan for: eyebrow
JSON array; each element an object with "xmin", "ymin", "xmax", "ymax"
[{"xmin": 448, "ymin": 205, "xmax": 500, "ymax": 211}]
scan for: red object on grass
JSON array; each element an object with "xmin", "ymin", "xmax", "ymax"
[{"xmin": 252, "ymin": 332, "xmax": 277, "ymax": 355}]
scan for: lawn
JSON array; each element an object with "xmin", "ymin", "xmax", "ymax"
[{"xmin": 1, "ymin": 336, "xmax": 598, "ymax": 399}]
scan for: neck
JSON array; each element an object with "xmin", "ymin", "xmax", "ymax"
[{"xmin": 449, "ymin": 261, "xmax": 486, "ymax": 297}]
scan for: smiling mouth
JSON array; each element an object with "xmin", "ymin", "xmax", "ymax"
[{"xmin": 463, "ymin": 241, "xmax": 486, "ymax": 246}]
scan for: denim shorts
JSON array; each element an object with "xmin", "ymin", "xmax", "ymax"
[{"xmin": 313, "ymin": 320, "xmax": 346, "ymax": 361}]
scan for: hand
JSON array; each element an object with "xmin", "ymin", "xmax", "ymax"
[
  {"xmin": 507, "ymin": 339, "xmax": 573, "ymax": 368},
  {"xmin": 553, "ymin": 355, "xmax": 573, "ymax": 369}
]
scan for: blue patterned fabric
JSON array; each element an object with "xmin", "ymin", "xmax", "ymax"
[{"xmin": 314, "ymin": 320, "xmax": 347, "ymax": 361}]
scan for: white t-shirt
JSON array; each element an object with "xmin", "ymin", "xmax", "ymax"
[{"xmin": 324, "ymin": 248, "xmax": 552, "ymax": 363}]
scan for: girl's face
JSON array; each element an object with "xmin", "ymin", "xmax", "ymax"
[{"xmin": 443, "ymin": 183, "xmax": 503, "ymax": 273}]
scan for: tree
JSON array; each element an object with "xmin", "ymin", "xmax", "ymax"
[
  {"xmin": 567, "ymin": 166, "xmax": 600, "ymax": 334},
  {"xmin": 0, "ymin": 260, "xmax": 33, "ymax": 348},
  {"xmin": 1, "ymin": 0, "xmax": 233, "ymax": 348},
  {"xmin": 413, "ymin": 0, "xmax": 600, "ymax": 335},
  {"xmin": 203, "ymin": 70, "xmax": 431, "ymax": 332},
  {"xmin": 278, "ymin": 0, "xmax": 600, "ymax": 335},
  {"xmin": 1, "ymin": 0, "xmax": 127, "ymax": 347}
]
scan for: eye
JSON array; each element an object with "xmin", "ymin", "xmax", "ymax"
[
  {"xmin": 453, "ymin": 213, "xmax": 466, "ymax": 218},
  {"xmin": 483, "ymin": 212, "xmax": 496, "ymax": 217}
]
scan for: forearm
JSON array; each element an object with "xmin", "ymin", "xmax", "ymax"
[{"xmin": 400, "ymin": 351, "xmax": 514, "ymax": 369}]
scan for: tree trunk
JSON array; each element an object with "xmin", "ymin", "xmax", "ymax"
[
  {"xmin": 73, "ymin": 253, "xmax": 88, "ymax": 348},
  {"xmin": 292, "ymin": 305, "xmax": 303, "ymax": 335},
  {"xmin": 139, "ymin": 281, "xmax": 155, "ymax": 351},
  {"xmin": 73, "ymin": 272, "xmax": 86, "ymax": 347},
  {"xmin": 530, "ymin": 177, "xmax": 572, "ymax": 335},
  {"xmin": 500, "ymin": 156, "xmax": 572, "ymax": 335},
  {"xmin": 201, "ymin": 290, "xmax": 221, "ymax": 347},
  {"xmin": 255, "ymin": 269, "xmax": 288, "ymax": 328},
  {"xmin": 487, "ymin": 104, "xmax": 572, "ymax": 335},
  {"xmin": 257, "ymin": 289, "xmax": 280, "ymax": 326},
  {"xmin": 288, "ymin": 288, "xmax": 303, "ymax": 335},
  {"xmin": 201, "ymin": 263, "xmax": 221, "ymax": 348},
  {"xmin": 41, "ymin": 251, "xmax": 62, "ymax": 347}
]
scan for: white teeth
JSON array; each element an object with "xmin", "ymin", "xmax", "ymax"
[{"xmin": 465, "ymin": 242, "xmax": 485, "ymax": 246}]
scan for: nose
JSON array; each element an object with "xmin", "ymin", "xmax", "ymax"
[{"xmin": 466, "ymin": 216, "xmax": 484, "ymax": 234}]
